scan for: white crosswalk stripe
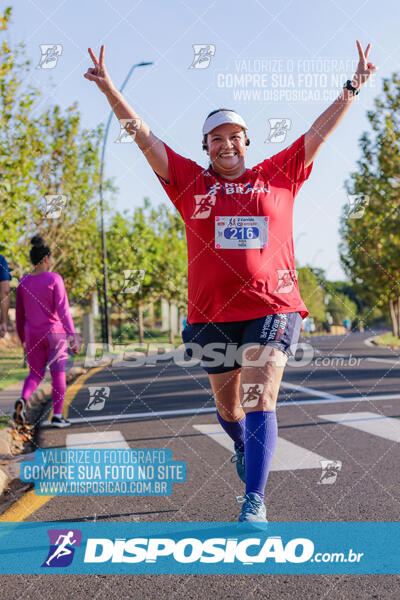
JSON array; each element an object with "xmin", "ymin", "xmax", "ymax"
[
  {"xmin": 66, "ymin": 431, "xmax": 129, "ymax": 449},
  {"xmin": 318, "ymin": 411, "xmax": 400, "ymax": 443},
  {"xmin": 193, "ymin": 424, "xmax": 330, "ymax": 471}
]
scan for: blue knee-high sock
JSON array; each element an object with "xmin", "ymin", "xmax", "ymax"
[
  {"xmin": 245, "ymin": 410, "xmax": 278, "ymax": 499},
  {"xmin": 216, "ymin": 412, "xmax": 245, "ymax": 452}
]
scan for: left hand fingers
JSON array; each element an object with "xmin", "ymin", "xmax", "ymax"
[{"xmin": 356, "ymin": 40, "xmax": 365, "ymax": 63}]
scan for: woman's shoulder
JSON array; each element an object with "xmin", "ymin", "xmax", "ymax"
[
  {"xmin": 48, "ymin": 271, "xmax": 64, "ymax": 284},
  {"xmin": 17, "ymin": 273, "xmax": 29, "ymax": 287},
  {"xmin": 27, "ymin": 271, "xmax": 63, "ymax": 283}
]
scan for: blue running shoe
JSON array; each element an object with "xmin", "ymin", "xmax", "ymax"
[
  {"xmin": 230, "ymin": 444, "xmax": 245, "ymax": 483},
  {"xmin": 237, "ymin": 492, "xmax": 267, "ymax": 522}
]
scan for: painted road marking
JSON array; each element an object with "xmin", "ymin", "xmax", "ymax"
[
  {"xmin": 365, "ymin": 357, "xmax": 400, "ymax": 365},
  {"xmin": 56, "ymin": 392, "xmax": 400, "ymax": 424},
  {"xmin": 193, "ymin": 424, "xmax": 330, "ymax": 471},
  {"xmin": 280, "ymin": 382, "xmax": 341, "ymax": 401},
  {"xmin": 55, "ymin": 406, "xmax": 216, "ymax": 424},
  {"xmin": 0, "ymin": 490, "xmax": 52, "ymax": 523},
  {"xmin": 66, "ymin": 431, "xmax": 129, "ymax": 449},
  {"xmin": 0, "ymin": 429, "xmax": 129, "ymax": 522},
  {"xmin": 319, "ymin": 411, "xmax": 400, "ymax": 443},
  {"xmin": 0, "ymin": 365, "xmax": 108, "ymax": 523}
]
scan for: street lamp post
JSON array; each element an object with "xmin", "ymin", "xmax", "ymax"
[{"xmin": 99, "ymin": 61, "xmax": 153, "ymax": 349}]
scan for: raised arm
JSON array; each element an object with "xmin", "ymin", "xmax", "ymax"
[
  {"xmin": 84, "ymin": 45, "xmax": 169, "ymax": 182},
  {"xmin": 304, "ymin": 41, "xmax": 378, "ymax": 168}
]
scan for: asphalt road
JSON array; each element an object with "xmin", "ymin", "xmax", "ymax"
[{"xmin": 1, "ymin": 332, "xmax": 399, "ymax": 599}]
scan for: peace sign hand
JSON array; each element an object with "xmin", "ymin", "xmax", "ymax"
[
  {"xmin": 352, "ymin": 40, "xmax": 378, "ymax": 89},
  {"xmin": 84, "ymin": 45, "xmax": 115, "ymax": 94}
]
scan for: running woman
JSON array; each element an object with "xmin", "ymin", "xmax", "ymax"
[
  {"xmin": 14, "ymin": 236, "xmax": 80, "ymax": 428},
  {"xmin": 84, "ymin": 42, "xmax": 377, "ymax": 521}
]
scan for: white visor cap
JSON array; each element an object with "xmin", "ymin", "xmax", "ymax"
[{"xmin": 202, "ymin": 110, "xmax": 248, "ymax": 136}]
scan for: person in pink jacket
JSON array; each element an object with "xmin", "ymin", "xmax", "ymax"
[{"xmin": 14, "ymin": 236, "xmax": 80, "ymax": 428}]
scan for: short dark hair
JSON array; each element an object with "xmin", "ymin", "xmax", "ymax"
[{"xmin": 30, "ymin": 235, "xmax": 51, "ymax": 266}]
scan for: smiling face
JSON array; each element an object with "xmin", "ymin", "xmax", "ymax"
[{"xmin": 205, "ymin": 123, "xmax": 248, "ymax": 179}]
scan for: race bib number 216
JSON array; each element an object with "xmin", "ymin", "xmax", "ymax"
[{"xmin": 215, "ymin": 216, "xmax": 269, "ymax": 249}]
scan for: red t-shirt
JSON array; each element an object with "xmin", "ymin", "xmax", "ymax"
[{"xmin": 156, "ymin": 134, "xmax": 313, "ymax": 324}]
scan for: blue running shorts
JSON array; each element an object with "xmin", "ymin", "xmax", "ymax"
[{"xmin": 181, "ymin": 312, "xmax": 303, "ymax": 374}]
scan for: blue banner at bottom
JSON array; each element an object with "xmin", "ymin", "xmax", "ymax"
[{"xmin": 0, "ymin": 522, "xmax": 398, "ymax": 574}]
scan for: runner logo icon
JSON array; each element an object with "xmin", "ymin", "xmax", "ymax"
[
  {"xmin": 265, "ymin": 118, "xmax": 291, "ymax": 143},
  {"xmin": 188, "ymin": 44, "xmax": 216, "ymax": 69},
  {"xmin": 44, "ymin": 194, "xmax": 67, "ymax": 219},
  {"xmin": 37, "ymin": 44, "xmax": 63, "ymax": 69},
  {"xmin": 273, "ymin": 270, "xmax": 298, "ymax": 294},
  {"xmin": 42, "ymin": 529, "xmax": 82, "ymax": 568},
  {"xmin": 86, "ymin": 386, "xmax": 110, "ymax": 411},
  {"xmin": 121, "ymin": 269, "xmax": 145, "ymax": 294},
  {"xmin": 191, "ymin": 194, "xmax": 216, "ymax": 219},
  {"xmin": 241, "ymin": 383, "xmax": 264, "ymax": 407},
  {"xmin": 318, "ymin": 460, "xmax": 342, "ymax": 485}
]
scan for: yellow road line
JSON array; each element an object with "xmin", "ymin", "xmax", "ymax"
[
  {"xmin": 62, "ymin": 365, "xmax": 106, "ymax": 418},
  {"xmin": 0, "ymin": 490, "xmax": 52, "ymax": 523},
  {"xmin": 0, "ymin": 364, "xmax": 106, "ymax": 522}
]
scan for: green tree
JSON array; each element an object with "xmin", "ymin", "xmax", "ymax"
[
  {"xmin": 157, "ymin": 206, "xmax": 187, "ymax": 344},
  {"xmin": 27, "ymin": 104, "xmax": 109, "ymax": 305},
  {"xmin": 107, "ymin": 203, "xmax": 163, "ymax": 343},
  {"xmin": 339, "ymin": 73, "xmax": 400, "ymax": 336},
  {"xmin": 0, "ymin": 6, "xmax": 41, "ymax": 261},
  {"xmin": 312, "ymin": 276, "xmax": 360, "ymax": 327},
  {"xmin": 297, "ymin": 267, "xmax": 326, "ymax": 325},
  {"xmin": 325, "ymin": 292, "xmax": 358, "ymax": 326},
  {"xmin": 0, "ymin": 7, "xmax": 114, "ymax": 311},
  {"xmin": 106, "ymin": 201, "xmax": 187, "ymax": 344}
]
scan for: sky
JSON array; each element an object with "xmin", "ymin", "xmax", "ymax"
[{"xmin": 6, "ymin": 0, "xmax": 400, "ymax": 281}]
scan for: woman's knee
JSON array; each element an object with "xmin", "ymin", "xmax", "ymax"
[{"xmin": 209, "ymin": 368, "xmax": 242, "ymax": 420}]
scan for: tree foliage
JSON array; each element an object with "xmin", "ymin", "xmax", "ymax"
[
  {"xmin": 106, "ymin": 201, "xmax": 187, "ymax": 342},
  {"xmin": 339, "ymin": 73, "xmax": 400, "ymax": 335},
  {"xmin": 297, "ymin": 267, "xmax": 326, "ymax": 324},
  {"xmin": 0, "ymin": 6, "xmax": 113, "ymax": 307}
]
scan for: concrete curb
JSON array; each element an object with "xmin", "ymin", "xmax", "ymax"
[
  {"xmin": 363, "ymin": 334, "xmax": 400, "ymax": 350},
  {"xmin": 364, "ymin": 335, "xmax": 379, "ymax": 347},
  {"xmin": 0, "ymin": 365, "xmax": 90, "ymax": 506}
]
